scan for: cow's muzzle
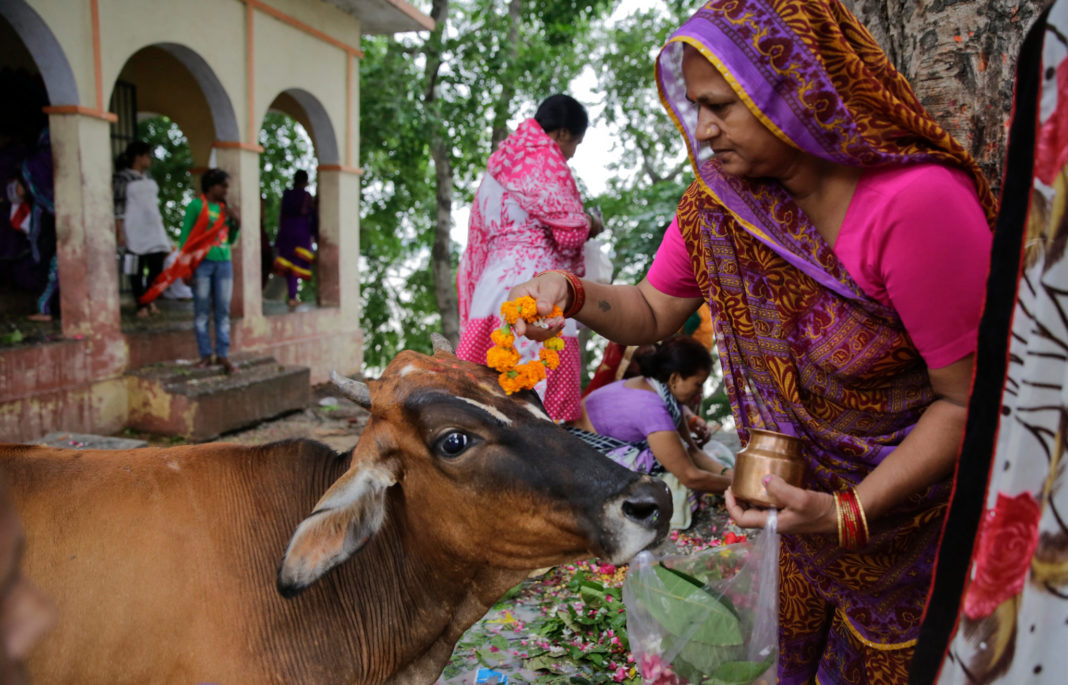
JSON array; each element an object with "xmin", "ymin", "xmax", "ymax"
[{"xmin": 597, "ymin": 475, "xmax": 672, "ymax": 565}]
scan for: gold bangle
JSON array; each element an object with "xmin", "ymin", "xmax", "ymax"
[
  {"xmin": 834, "ymin": 491, "xmax": 844, "ymax": 548},
  {"xmin": 852, "ymin": 486, "xmax": 870, "ymax": 544}
]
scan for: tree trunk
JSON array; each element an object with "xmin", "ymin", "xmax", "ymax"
[
  {"xmin": 491, "ymin": 0, "xmax": 524, "ymax": 149},
  {"xmin": 423, "ymin": 0, "xmax": 460, "ymax": 345},
  {"xmin": 430, "ymin": 135, "xmax": 458, "ymax": 344},
  {"xmin": 844, "ymin": 0, "xmax": 1051, "ymax": 193}
]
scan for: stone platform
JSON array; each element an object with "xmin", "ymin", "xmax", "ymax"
[
  {"xmin": 126, "ymin": 355, "xmax": 310, "ymax": 441},
  {"xmin": 32, "ymin": 432, "xmax": 149, "ymax": 450}
]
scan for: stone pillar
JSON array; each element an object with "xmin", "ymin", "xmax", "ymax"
[
  {"xmin": 48, "ymin": 112, "xmax": 124, "ymax": 366},
  {"xmin": 316, "ymin": 167, "xmax": 360, "ymax": 323},
  {"xmin": 212, "ymin": 145, "xmax": 261, "ymax": 325}
]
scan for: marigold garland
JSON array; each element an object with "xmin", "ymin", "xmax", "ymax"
[{"xmin": 488, "ymin": 295, "xmax": 565, "ymax": 394}]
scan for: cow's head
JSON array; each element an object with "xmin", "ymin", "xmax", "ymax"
[{"xmin": 277, "ymin": 336, "xmax": 670, "ymax": 596}]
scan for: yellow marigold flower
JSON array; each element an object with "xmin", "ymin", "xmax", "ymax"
[
  {"xmin": 539, "ymin": 348, "xmax": 560, "ymax": 370},
  {"xmin": 543, "ymin": 336, "xmax": 565, "ymax": 351},
  {"xmin": 486, "ymin": 345, "xmax": 520, "ymax": 372},
  {"xmin": 490, "ymin": 327, "xmax": 515, "ymax": 347}
]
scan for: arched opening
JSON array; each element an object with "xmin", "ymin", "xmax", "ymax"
[
  {"xmin": 258, "ymin": 90, "xmax": 337, "ymax": 315},
  {"xmin": 108, "ymin": 44, "xmax": 238, "ymax": 325},
  {"xmin": 0, "ymin": 5, "xmax": 64, "ymax": 340}
]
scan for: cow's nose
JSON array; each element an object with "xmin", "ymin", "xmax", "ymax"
[{"xmin": 621, "ymin": 477, "xmax": 672, "ymax": 534}]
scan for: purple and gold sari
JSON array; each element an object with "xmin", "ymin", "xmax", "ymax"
[{"xmin": 655, "ymin": 1, "xmax": 997, "ymax": 683}]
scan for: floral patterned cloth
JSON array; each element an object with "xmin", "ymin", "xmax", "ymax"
[
  {"xmin": 456, "ymin": 118, "xmax": 590, "ymax": 422},
  {"xmin": 915, "ymin": 2, "xmax": 1068, "ymax": 683}
]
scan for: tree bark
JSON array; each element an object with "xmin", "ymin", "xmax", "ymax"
[
  {"xmin": 491, "ymin": 0, "xmax": 524, "ymax": 149},
  {"xmin": 424, "ymin": 0, "xmax": 460, "ymax": 345},
  {"xmin": 844, "ymin": 0, "xmax": 1051, "ymax": 193}
]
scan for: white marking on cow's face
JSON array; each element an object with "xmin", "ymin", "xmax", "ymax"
[
  {"xmin": 518, "ymin": 401, "xmax": 551, "ymax": 422},
  {"xmin": 166, "ymin": 460, "xmax": 180, "ymax": 472},
  {"xmin": 398, "ymin": 364, "xmax": 420, "ymax": 377},
  {"xmin": 456, "ymin": 397, "xmax": 512, "ymax": 426}
]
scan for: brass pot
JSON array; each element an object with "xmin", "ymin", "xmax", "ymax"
[{"xmin": 732, "ymin": 428, "xmax": 806, "ymax": 508}]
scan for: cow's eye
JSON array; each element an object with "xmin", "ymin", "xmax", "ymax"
[{"xmin": 435, "ymin": 431, "xmax": 471, "ymax": 458}]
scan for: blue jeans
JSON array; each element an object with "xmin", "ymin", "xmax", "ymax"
[{"xmin": 193, "ymin": 260, "xmax": 233, "ymax": 359}]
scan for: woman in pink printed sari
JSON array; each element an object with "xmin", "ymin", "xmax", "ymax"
[{"xmin": 456, "ymin": 94, "xmax": 603, "ymax": 422}]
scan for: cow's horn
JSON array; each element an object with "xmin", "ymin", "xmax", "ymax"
[
  {"xmin": 330, "ymin": 370, "xmax": 371, "ymax": 409},
  {"xmin": 430, "ymin": 332, "xmax": 454, "ymax": 355}
]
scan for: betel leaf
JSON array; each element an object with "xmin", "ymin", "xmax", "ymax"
[
  {"xmin": 657, "ymin": 563, "xmax": 706, "ymax": 589},
  {"xmin": 702, "ymin": 651, "xmax": 777, "ymax": 685},
  {"xmin": 641, "ymin": 565, "xmax": 743, "ymax": 647},
  {"xmin": 658, "ymin": 564, "xmax": 741, "ymax": 620}
]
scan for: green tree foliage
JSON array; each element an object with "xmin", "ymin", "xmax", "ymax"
[
  {"xmin": 588, "ymin": 2, "xmax": 695, "ymax": 284},
  {"xmin": 358, "ymin": 0, "xmax": 612, "ymax": 370},
  {"xmin": 136, "ymin": 116, "xmax": 194, "ymax": 243}
]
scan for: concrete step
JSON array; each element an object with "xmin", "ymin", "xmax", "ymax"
[{"xmin": 126, "ymin": 355, "xmax": 310, "ymax": 441}]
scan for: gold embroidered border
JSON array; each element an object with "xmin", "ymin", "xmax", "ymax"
[{"xmin": 839, "ymin": 610, "xmax": 917, "ymax": 652}]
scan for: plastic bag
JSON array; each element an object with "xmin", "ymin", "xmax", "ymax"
[
  {"xmin": 623, "ymin": 510, "xmax": 779, "ymax": 684},
  {"xmin": 584, "ymin": 238, "xmax": 614, "ymax": 284}
]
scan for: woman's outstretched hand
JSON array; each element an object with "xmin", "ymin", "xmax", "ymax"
[
  {"xmin": 507, "ymin": 272, "xmax": 569, "ymax": 341},
  {"xmin": 724, "ymin": 475, "xmax": 837, "ymax": 535}
]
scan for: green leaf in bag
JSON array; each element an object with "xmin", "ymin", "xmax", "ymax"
[
  {"xmin": 702, "ymin": 650, "xmax": 777, "ymax": 685},
  {"xmin": 640, "ymin": 565, "xmax": 744, "ymax": 647},
  {"xmin": 674, "ymin": 642, "xmax": 747, "ymax": 683},
  {"xmin": 658, "ymin": 564, "xmax": 741, "ymax": 620}
]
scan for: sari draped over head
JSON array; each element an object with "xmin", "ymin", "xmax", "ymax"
[{"xmin": 655, "ymin": 1, "xmax": 997, "ymax": 681}]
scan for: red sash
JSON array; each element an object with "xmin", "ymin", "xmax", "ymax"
[
  {"xmin": 9, "ymin": 202, "xmax": 30, "ymax": 232},
  {"xmin": 139, "ymin": 196, "xmax": 228, "ymax": 305}
]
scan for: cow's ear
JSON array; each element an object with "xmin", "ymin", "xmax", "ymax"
[{"xmin": 276, "ymin": 460, "xmax": 397, "ymax": 597}]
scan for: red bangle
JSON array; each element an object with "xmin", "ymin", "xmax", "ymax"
[
  {"xmin": 834, "ymin": 487, "xmax": 870, "ymax": 550},
  {"xmin": 538, "ymin": 269, "xmax": 585, "ymax": 318}
]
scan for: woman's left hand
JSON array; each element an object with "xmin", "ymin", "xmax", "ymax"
[{"xmin": 724, "ymin": 475, "xmax": 836, "ymax": 534}]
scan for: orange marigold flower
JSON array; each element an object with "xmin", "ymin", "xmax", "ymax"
[
  {"xmin": 539, "ymin": 348, "xmax": 560, "ymax": 370},
  {"xmin": 499, "ymin": 370, "xmax": 523, "ymax": 394},
  {"xmin": 548, "ymin": 305, "xmax": 564, "ymax": 319},
  {"xmin": 517, "ymin": 360, "xmax": 546, "ymax": 384},
  {"xmin": 543, "ymin": 336, "xmax": 565, "ymax": 351},
  {"xmin": 490, "ymin": 327, "xmax": 515, "ymax": 347},
  {"xmin": 500, "ymin": 300, "xmax": 521, "ymax": 325},
  {"xmin": 493, "ymin": 296, "xmax": 568, "ymax": 393},
  {"xmin": 515, "ymin": 295, "xmax": 539, "ymax": 321},
  {"xmin": 486, "ymin": 345, "xmax": 520, "ymax": 372}
]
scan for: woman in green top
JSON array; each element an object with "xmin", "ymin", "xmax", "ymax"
[{"xmin": 180, "ymin": 169, "xmax": 240, "ymax": 372}]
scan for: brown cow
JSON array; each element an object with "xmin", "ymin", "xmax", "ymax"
[
  {"xmin": 0, "ymin": 341, "xmax": 670, "ymax": 684},
  {"xmin": 0, "ymin": 477, "xmax": 54, "ymax": 685}
]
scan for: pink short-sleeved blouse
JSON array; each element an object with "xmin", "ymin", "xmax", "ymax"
[{"xmin": 646, "ymin": 164, "xmax": 992, "ymax": 369}]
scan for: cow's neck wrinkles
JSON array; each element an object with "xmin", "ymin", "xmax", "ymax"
[{"xmin": 267, "ymin": 483, "xmax": 526, "ymax": 685}]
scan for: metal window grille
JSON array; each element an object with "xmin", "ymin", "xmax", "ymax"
[{"xmin": 109, "ymin": 80, "xmax": 137, "ymax": 163}]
